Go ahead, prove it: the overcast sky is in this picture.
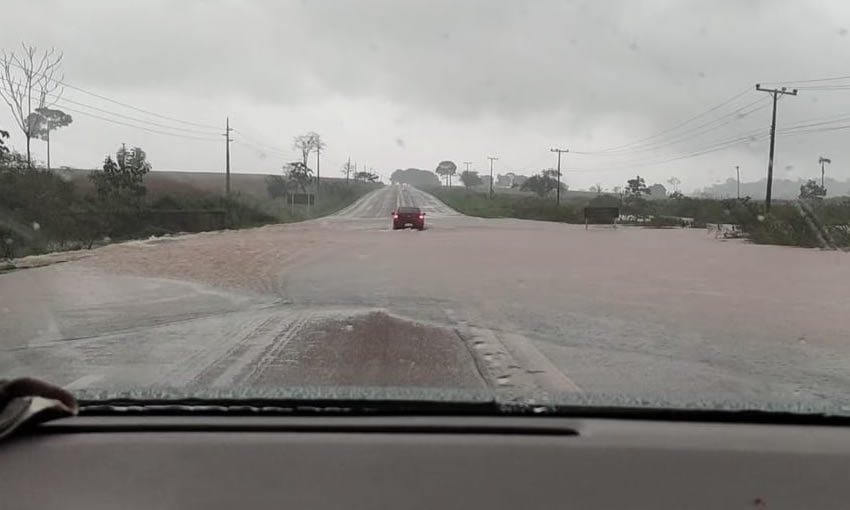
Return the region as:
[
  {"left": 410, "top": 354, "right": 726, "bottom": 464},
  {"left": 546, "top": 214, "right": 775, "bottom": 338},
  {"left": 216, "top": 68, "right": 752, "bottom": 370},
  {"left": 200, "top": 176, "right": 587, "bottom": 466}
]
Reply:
[{"left": 2, "top": 0, "right": 850, "bottom": 192}]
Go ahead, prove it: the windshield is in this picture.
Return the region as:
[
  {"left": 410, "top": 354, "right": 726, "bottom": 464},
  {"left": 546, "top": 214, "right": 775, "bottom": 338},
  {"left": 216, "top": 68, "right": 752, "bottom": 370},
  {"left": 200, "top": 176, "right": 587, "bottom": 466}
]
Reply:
[{"left": 1, "top": 1, "right": 849, "bottom": 415}]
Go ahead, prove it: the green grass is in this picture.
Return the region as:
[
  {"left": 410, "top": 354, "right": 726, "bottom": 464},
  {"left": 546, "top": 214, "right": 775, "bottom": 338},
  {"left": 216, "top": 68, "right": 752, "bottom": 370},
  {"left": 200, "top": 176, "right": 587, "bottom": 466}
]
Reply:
[{"left": 430, "top": 188, "right": 583, "bottom": 223}]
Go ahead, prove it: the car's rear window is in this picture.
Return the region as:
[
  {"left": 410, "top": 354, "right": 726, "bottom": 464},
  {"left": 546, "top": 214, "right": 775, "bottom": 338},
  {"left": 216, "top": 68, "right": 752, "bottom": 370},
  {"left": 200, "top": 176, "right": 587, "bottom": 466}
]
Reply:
[{"left": 398, "top": 207, "right": 421, "bottom": 214}]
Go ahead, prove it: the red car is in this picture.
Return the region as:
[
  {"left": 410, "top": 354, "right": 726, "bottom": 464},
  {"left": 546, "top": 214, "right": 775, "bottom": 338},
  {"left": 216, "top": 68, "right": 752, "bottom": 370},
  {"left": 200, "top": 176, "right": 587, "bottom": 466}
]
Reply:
[{"left": 392, "top": 206, "right": 425, "bottom": 230}]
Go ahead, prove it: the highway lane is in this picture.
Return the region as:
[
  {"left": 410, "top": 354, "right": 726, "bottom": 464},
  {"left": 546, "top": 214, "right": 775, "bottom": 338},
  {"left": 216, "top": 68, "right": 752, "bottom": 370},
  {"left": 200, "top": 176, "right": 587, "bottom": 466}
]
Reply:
[{"left": 2, "top": 184, "right": 850, "bottom": 408}]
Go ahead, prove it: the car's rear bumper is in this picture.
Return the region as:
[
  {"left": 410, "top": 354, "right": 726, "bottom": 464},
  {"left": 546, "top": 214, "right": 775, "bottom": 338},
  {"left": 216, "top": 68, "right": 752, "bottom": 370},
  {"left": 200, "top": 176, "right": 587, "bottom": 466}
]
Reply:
[{"left": 393, "top": 221, "right": 425, "bottom": 229}]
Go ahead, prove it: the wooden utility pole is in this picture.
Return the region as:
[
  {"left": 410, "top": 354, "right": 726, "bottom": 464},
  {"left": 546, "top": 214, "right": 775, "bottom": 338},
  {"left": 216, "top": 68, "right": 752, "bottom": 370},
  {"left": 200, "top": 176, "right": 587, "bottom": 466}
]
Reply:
[
  {"left": 819, "top": 156, "right": 831, "bottom": 189},
  {"left": 736, "top": 165, "right": 740, "bottom": 200},
  {"left": 223, "top": 117, "right": 233, "bottom": 228},
  {"left": 315, "top": 144, "right": 321, "bottom": 208},
  {"left": 224, "top": 117, "right": 232, "bottom": 198},
  {"left": 756, "top": 85, "right": 797, "bottom": 212},
  {"left": 550, "top": 148, "right": 568, "bottom": 205},
  {"left": 487, "top": 156, "right": 498, "bottom": 199},
  {"left": 346, "top": 156, "right": 351, "bottom": 184}
]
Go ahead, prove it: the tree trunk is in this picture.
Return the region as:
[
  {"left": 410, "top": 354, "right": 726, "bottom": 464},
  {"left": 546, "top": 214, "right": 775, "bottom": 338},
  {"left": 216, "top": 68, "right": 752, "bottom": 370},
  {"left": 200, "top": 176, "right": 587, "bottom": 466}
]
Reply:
[{"left": 26, "top": 135, "right": 32, "bottom": 169}]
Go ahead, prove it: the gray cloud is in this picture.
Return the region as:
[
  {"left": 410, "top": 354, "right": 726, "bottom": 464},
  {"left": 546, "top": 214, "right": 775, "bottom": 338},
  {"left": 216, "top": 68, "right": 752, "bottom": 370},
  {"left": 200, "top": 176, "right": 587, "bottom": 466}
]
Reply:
[{"left": 2, "top": 0, "right": 850, "bottom": 188}]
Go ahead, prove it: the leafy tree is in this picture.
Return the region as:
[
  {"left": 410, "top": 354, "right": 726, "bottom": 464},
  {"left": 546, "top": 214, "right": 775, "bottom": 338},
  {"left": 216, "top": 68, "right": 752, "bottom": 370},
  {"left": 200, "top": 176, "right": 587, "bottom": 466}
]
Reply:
[
  {"left": 285, "top": 161, "right": 313, "bottom": 194},
  {"left": 0, "top": 44, "right": 64, "bottom": 168},
  {"left": 799, "top": 179, "right": 827, "bottom": 200},
  {"left": 0, "top": 129, "right": 8, "bottom": 162},
  {"left": 625, "top": 175, "right": 650, "bottom": 197},
  {"left": 590, "top": 183, "right": 603, "bottom": 194},
  {"left": 459, "top": 170, "right": 483, "bottom": 188},
  {"left": 669, "top": 190, "right": 685, "bottom": 200},
  {"left": 354, "top": 171, "right": 380, "bottom": 183},
  {"left": 648, "top": 183, "right": 667, "bottom": 199},
  {"left": 90, "top": 146, "right": 151, "bottom": 203},
  {"left": 436, "top": 160, "right": 457, "bottom": 186},
  {"left": 521, "top": 170, "right": 563, "bottom": 197},
  {"left": 27, "top": 107, "right": 72, "bottom": 170},
  {"left": 390, "top": 168, "right": 440, "bottom": 187}
]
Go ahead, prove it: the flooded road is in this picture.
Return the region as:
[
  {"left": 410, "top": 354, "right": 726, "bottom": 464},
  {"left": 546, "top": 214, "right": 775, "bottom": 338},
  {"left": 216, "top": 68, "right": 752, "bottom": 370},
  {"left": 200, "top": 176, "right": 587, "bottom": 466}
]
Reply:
[{"left": 2, "top": 185, "right": 849, "bottom": 407}]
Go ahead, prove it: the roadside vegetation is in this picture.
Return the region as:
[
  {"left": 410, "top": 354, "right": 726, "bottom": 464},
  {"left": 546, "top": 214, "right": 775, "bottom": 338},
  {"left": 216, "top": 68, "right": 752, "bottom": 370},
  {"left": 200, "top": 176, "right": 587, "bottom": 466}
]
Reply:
[
  {"left": 431, "top": 178, "right": 850, "bottom": 250},
  {"left": 0, "top": 133, "right": 378, "bottom": 260}
]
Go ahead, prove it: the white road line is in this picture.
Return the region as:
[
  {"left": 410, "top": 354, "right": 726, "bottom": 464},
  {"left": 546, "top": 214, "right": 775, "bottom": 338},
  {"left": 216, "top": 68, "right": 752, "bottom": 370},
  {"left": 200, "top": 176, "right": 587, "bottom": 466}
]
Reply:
[{"left": 65, "top": 374, "right": 104, "bottom": 390}]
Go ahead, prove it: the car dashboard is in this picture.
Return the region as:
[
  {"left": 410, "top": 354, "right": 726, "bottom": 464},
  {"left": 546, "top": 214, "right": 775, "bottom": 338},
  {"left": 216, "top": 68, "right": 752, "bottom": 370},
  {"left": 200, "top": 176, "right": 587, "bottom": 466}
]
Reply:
[{"left": 2, "top": 414, "right": 849, "bottom": 510}]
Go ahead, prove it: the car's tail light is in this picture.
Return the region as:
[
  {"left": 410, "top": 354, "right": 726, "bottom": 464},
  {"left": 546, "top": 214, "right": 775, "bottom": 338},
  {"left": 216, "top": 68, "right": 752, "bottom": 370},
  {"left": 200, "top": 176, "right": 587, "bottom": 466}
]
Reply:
[
  {"left": 419, "top": 214, "right": 425, "bottom": 219},
  {"left": 392, "top": 214, "right": 398, "bottom": 219}
]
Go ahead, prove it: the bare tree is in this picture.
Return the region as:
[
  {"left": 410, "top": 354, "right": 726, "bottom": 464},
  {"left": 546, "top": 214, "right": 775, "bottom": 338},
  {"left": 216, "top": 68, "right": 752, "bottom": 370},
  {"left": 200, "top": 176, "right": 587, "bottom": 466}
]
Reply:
[
  {"left": 0, "top": 44, "right": 64, "bottom": 168},
  {"left": 292, "top": 132, "right": 324, "bottom": 167}
]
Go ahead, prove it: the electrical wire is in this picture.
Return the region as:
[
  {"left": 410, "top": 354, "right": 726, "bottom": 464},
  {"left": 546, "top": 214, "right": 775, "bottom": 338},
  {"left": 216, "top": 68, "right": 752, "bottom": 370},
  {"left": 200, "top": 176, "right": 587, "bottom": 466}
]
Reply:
[
  {"left": 6, "top": 58, "right": 221, "bottom": 131},
  {"left": 567, "top": 128, "right": 769, "bottom": 173},
  {"left": 55, "top": 103, "right": 220, "bottom": 141},
  {"left": 578, "top": 86, "right": 754, "bottom": 154},
  {"left": 51, "top": 94, "right": 220, "bottom": 136},
  {"left": 575, "top": 97, "right": 769, "bottom": 157}
]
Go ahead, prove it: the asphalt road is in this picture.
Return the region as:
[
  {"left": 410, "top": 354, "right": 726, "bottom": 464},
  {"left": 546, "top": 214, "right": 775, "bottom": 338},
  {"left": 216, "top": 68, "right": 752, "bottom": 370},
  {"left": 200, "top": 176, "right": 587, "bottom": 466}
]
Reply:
[{"left": 2, "top": 185, "right": 849, "bottom": 408}]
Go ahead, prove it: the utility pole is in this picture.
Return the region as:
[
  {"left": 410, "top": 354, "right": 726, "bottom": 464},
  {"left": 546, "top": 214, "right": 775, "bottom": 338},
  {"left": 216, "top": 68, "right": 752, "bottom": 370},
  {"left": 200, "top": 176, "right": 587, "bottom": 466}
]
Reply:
[
  {"left": 736, "top": 165, "right": 740, "bottom": 200},
  {"left": 487, "top": 156, "right": 498, "bottom": 199},
  {"left": 223, "top": 117, "right": 233, "bottom": 228},
  {"left": 819, "top": 156, "right": 831, "bottom": 189},
  {"left": 223, "top": 117, "right": 232, "bottom": 198},
  {"left": 463, "top": 161, "right": 472, "bottom": 172},
  {"left": 550, "top": 148, "right": 568, "bottom": 205},
  {"left": 315, "top": 144, "right": 321, "bottom": 208},
  {"left": 346, "top": 156, "right": 351, "bottom": 184},
  {"left": 756, "top": 84, "right": 797, "bottom": 212}
]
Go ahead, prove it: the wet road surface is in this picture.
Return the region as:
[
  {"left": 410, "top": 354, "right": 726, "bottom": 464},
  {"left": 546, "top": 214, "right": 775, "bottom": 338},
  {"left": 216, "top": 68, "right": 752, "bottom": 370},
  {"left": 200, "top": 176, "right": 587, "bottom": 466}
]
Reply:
[{"left": 2, "top": 184, "right": 850, "bottom": 407}]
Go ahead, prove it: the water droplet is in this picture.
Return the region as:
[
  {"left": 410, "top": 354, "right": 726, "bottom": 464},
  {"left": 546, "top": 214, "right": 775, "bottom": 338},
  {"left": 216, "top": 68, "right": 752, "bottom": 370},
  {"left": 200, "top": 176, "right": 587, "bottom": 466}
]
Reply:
[
  {"left": 395, "top": 138, "right": 405, "bottom": 147},
  {"left": 344, "top": 324, "right": 353, "bottom": 332},
  {"left": 496, "top": 375, "right": 511, "bottom": 386},
  {"left": 32, "top": 222, "right": 40, "bottom": 231},
  {"left": 840, "top": 27, "right": 848, "bottom": 37}
]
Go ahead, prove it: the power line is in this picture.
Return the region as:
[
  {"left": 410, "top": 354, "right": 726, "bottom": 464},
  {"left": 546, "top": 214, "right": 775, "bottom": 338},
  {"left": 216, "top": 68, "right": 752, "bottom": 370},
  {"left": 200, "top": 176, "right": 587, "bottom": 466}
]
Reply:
[
  {"left": 575, "top": 96, "right": 768, "bottom": 157},
  {"left": 6, "top": 58, "right": 220, "bottom": 130},
  {"left": 54, "top": 103, "right": 220, "bottom": 141},
  {"left": 231, "top": 128, "right": 297, "bottom": 158},
  {"left": 580, "top": 86, "right": 754, "bottom": 154},
  {"left": 51, "top": 94, "right": 219, "bottom": 136},
  {"left": 567, "top": 129, "right": 770, "bottom": 173},
  {"left": 758, "top": 74, "right": 850, "bottom": 86}
]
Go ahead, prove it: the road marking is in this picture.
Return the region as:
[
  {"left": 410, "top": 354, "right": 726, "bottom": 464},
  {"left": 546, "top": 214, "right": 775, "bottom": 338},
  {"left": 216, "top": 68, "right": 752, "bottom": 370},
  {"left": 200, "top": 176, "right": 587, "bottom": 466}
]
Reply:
[{"left": 65, "top": 374, "right": 104, "bottom": 390}]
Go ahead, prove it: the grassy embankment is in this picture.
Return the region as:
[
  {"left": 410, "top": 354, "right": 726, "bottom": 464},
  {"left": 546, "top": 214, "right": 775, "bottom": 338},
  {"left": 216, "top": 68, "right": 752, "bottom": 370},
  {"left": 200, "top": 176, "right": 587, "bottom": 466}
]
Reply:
[
  {"left": 430, "top": 187, "right": 850, "bottom": 249},
  {"left": 1, "top": 168, "right": 379, "bottom": 260}
]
